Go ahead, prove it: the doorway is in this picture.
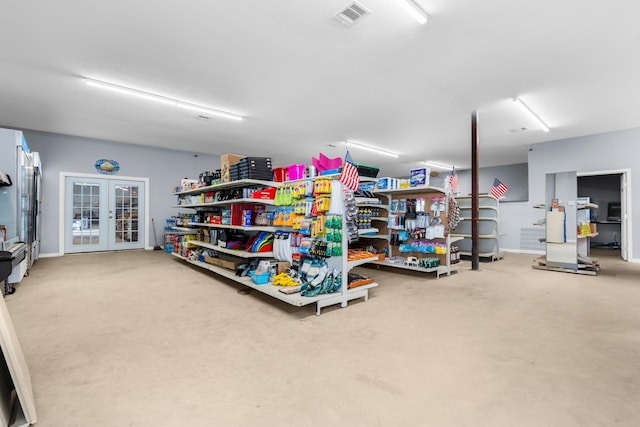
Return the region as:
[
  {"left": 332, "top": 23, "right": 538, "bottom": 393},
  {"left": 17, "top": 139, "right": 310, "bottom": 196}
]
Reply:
[
  {"left": 577, "top": 170, "right": 631, "bottom": 261},
  {"left": 60, "top": 173, "right": 149, "bottom": 254}
]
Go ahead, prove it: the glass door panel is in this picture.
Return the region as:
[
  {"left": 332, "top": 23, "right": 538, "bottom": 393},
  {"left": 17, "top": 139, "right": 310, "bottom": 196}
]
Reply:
[
  {"left": 65, "top": 177, "right": 108, "bottom": 253},
  {"left": 110, "top": 181, "right": 144, "bottom": 250}
]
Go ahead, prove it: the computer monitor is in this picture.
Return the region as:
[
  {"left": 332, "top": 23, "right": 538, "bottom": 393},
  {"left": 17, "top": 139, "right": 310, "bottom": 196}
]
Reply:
[{"left": 607, "top": 202, "right": 621, "bottom": 222}]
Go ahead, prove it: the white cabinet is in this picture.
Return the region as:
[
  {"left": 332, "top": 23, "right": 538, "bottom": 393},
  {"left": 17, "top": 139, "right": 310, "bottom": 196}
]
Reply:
[{"left": 451, "top": 195, "right": 503, "bottom": 261}]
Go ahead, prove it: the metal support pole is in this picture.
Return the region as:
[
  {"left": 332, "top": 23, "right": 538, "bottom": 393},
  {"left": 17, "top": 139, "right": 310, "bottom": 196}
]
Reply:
[{"left": 471, "top": 111, "right": 480, "bottom": 270}]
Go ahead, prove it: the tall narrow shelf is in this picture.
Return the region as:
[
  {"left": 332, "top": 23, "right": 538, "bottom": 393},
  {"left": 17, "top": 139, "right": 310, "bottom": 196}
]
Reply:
[
  {"left": 451, "top": 195, "right": 503, "bottom": 261},
  {"left": 170, "top": 177, "right": 377, "bottom": 314},
  {"left": 368, "top": 186, "right": 459, "bottom": 278},
  {"left": 532, "top": 171, "right": 600, "bottom": 275}
]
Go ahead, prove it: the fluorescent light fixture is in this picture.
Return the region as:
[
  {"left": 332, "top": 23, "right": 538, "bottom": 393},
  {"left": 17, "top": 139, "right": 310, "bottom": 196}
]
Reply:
[
  {"left": 424, "top": 161, "right": 453, "bottom": 170},
  {"left": 513, "top": 97, "right": 549, "bottom": 132},
  {"left": 85, "top": 78, "right": 243, "bottom": 121},
  {"left": 176, "top": 102, "right": 243, "bottom": 121},
  {"left": 345, "top": 140, "right": 399, "bottom": 158},
  {"left": 398, "top": 0, "right": 428, "bottom": 24}
]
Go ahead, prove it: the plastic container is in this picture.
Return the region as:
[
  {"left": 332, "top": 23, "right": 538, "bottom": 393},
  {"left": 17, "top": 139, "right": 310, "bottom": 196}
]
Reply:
[
  {"left": 273, "top": 167, "right": 288, "bottom": 182},
  {"left": 287, "top": 164, "right": 306, "bottom": 180},
  {"left": 250, "top": 271, "right": 270, "bottom": 285}
]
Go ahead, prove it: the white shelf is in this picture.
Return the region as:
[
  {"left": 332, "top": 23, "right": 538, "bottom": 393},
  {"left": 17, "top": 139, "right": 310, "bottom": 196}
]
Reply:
[
  {"left": 173, "top": 179, "right": 280, "bottom": 196},
  {"left": 459, "top": 251, "right": 504, "bottom": 261},
  {"left": 172, "top": 253, "right": 378, "bottom": 308},
  {"left": 173, "top": 198, "right": 276, "bottom": 208},
  {"left": 458, "top": 206, "right": 498, "bottom": 212},
  {"left": 450, "top": 233, "right": 498, "bottom": 239},
  {"left": 348, "top": 255, "right": 379, "bottom": 270},
  {"left": 449, "top": 236, "right": 464, "bottom": 244},
  {"left": 191, "top": 222, "right": 283, "bottom": 232},
  {"left": 370, "top": 260, "right": 458, "bottom": 278},
  {"left": 356, "top": 203, "right": 389, "bottom": 210},
  {"left": 358, "top": 233, "right": 389, "bottom": 240},
  {"left": 172, "top": 226, "right": 199, "bottom": 232},
  {"left": 374, "top": 186, "right": 446, "bottom": 195},
  {"left": 357, "top": 228, "right": 379, "bottom": 234},
  {"left": 191, "top": 240, "right": 274, "bottom": 258},
  {"left": 371, "top": 216, "right": 388, "bottom": 221},
  {"left": 458, "top": 217, "right": 498, "bottom": 221}
]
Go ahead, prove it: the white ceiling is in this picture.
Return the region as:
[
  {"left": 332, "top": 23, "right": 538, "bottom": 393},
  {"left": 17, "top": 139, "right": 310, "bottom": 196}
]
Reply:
[{"left": 2, "top": 0, "right": 640, "bottom": 177}]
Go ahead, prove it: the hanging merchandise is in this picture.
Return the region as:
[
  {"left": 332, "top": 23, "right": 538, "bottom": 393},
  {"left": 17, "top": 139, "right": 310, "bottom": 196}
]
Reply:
[
  {"left": 446, "top": 196, "right": 461, "bottom": 236},
  {"left": 273, "top": 231, "right": 293, "bottom": 263},
  {"left": 343, "top": 191, "right": 359, "bottom": 243},
  {"left": 328, "top": 180, "right": 345, "bottom": 215}
]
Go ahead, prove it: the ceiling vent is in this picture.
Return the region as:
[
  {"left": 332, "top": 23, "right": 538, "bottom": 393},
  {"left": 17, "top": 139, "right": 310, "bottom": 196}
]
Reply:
[{"left": 333, "top": 1, "right": 371, "bottom": 27}]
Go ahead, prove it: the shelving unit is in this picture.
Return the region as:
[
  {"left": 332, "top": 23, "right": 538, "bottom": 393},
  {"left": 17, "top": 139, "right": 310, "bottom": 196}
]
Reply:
[
  {"left": 532, "top": 171, "right": 600, "bottom": 275},
  {"left": 451, "top": 195, "right": 503, "bottom": 261},
  {"left": 368, "top": 186, "right": 459, "bottom": 278},
  {"left": 170, "top": 177, "right": 377, "bottom": 314}
]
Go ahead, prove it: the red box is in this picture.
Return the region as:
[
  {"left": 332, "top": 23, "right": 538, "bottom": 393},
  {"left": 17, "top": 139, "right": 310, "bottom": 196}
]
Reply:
[
  {"left": 209, "top": 216, "right": 222, "bottom": 225},
  {"left": 252, "top": 188, "right": 277, "bottom": 200},
  {"left": 231, "top": 204, "right": 266, "bottom": 226}
]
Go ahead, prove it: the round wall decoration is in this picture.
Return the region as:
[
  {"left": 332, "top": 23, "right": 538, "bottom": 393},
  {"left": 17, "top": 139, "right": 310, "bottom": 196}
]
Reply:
[{"left": 95, "top": 159, "right": 120, "bottom": 175}]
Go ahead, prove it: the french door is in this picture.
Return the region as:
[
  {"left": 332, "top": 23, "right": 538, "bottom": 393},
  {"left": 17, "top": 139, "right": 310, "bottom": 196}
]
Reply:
[{"left": 64, "top": 177, "right": 146, "bottom": 253}]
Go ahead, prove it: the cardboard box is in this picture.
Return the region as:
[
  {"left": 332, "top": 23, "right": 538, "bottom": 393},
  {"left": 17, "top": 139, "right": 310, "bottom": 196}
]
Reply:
[
  {"left": 274, "top": 261, "right": 291, "bottom": 274},
  {"left": 204, "top": 255, "right": 243, "bottom": 271},
  {"left": 410, "top": 167, "right": 430, "bottom": 187},
  {"left": 180, "top": 178, "right": 199, "bottom": 191},
  {"left": 221, "top": 153, "right": 245, "bottom": 183},
  {"left": 590, "top": 223, "right": 597, "bottom": 234}
]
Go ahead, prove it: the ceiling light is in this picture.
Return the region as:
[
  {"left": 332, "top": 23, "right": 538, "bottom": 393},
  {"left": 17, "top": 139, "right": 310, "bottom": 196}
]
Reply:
[
  {"left": 398, "top": 0, "right": 428, "bottom": 24},
  {"left": 424, "top": 161, "right": 453, "bottom": 170},
  {"left": 85, "top": 78, "right": 243, "bottom": 121},
  {"left": 176, "top": 102, "right": 242, "bottom": 121},
  {"left": 345, "top": 140, "right": 399, "bottom": 158},
  {"left": 513, "top": 97, "right": 549, "bottom": 132}
]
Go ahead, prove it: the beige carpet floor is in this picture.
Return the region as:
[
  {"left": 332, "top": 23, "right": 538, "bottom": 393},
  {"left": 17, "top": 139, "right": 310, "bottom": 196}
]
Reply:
[{"left": 5, "top": 249, "right": 640, "bottom": 427}]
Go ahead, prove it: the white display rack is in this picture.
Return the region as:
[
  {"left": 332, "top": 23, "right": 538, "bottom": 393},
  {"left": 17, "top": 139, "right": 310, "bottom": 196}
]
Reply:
[
  {"left": 365, "top": 186, "right": 459, "bottom": 278},
  {"left": 191, "top": 240, "right": 274, "bottom": 258},
  {"left": 370, "top": 260, "right": 453, "bottom": 278},
  {"left": 451, "top": 195, "right": 503, "bottom": 262},
  {"left": 190, "top": 222, "right": 282, "bottom": 233},
  {"left": 173, "top": 179, "right": 280, "bottom": 196},
  {"left": 173, "top": 198, "right": 277, "bottom": 208},
  {"left": 171, "top": 177, "right": 378, "bottom": 314}
]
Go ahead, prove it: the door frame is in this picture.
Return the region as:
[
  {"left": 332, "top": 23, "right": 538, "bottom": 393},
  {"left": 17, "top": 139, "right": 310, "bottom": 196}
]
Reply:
[
  {"left": 58, "top": 172, "right": 150, "bottom": 255},
  {"left": 577, "top": 168, "right": 632, "bottom": 262}
]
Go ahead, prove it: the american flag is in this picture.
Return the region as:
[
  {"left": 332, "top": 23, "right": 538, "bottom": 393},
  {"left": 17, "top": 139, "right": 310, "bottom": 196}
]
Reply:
[
  {"left": 339, "top": 150, "right": 360, "bottom": 191},
  {"left": 449, "top": 166, "right": 459, "bottom": 193},
  {"left": 491, "top": 178, "right": 509, "bottom": 199}
]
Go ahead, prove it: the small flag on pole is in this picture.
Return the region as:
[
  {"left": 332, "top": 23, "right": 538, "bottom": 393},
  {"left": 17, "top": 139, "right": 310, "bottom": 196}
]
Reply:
[
  {"left": 449, "top": 166, "right": 459, "bottom": 193},
  {"left": 339, "top": 150, "right": 360, "bottom": 191},
  {"left": 491, "top": 178, "right": 509, "bottom": 199}
]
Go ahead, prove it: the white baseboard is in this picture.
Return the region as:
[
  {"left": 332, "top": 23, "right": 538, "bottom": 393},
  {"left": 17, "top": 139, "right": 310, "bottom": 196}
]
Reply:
[
  {"left": 501, "top": 248, "right": 545, "bottom": 255},
  {"left": 39, "top": 252, "right": 61, "bottom": 258}
]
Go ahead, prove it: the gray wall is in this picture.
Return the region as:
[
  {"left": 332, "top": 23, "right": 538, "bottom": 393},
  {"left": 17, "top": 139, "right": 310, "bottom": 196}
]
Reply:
[
  {"left": 526, "top": 128, "right": 639, "bottom": 261},
  {"left": 457, "top": 163, "right": 528, "bottom": 202},
  {"left": 23, "top": 130, "right": 219, "bottom": 255}
]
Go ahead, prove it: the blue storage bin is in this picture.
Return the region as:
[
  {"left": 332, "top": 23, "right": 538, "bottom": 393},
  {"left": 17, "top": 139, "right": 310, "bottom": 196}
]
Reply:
[{"left": 250, "top": 271, "right": 270, "bottom": 285}]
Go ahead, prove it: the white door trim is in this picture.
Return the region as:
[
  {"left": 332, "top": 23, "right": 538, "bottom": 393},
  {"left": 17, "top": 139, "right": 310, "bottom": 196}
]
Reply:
[
  {"left": 58, "top": 172, "right": 151, "bottom": 255},
  {"left": 577, "top": 168, "right": 632, "bottom": 262}
]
